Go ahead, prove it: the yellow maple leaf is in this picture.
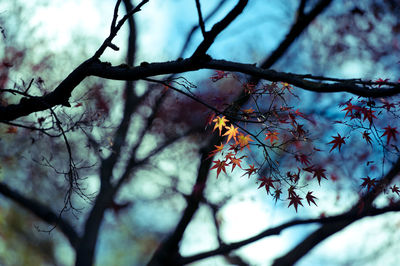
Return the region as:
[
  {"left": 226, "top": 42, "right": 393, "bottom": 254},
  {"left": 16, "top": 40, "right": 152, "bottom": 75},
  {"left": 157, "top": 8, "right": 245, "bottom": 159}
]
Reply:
[
  {"left": 212, "top": 116, "right": 229, "bottom": 136},
  {"left": 223, "top": 124, "right": 238, "bottom": 143}
]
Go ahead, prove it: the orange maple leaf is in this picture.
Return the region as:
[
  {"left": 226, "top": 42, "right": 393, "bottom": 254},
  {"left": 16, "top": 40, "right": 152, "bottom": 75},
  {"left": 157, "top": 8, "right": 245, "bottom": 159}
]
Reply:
[
  {"left": 265, "top": 131, "right": 279, "bottom": 144},
  {"left": 6, "top": 126, "right": 18, "bottom": 134},
  {"left": 223, "top": 124, "right": 239, "bottom": 143},
  {"left": 237, "top": 133, "right": 254, "bottom": 151},
  {"left": 207, "top": 143, "right": 224, "bottom": 159},
  {"left": 212, "top": 116, "right": 229, "bottom": 136}
]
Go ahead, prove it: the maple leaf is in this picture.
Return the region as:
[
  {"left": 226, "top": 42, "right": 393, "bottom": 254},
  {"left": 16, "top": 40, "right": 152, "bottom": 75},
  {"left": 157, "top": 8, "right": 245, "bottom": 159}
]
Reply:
[
  {"left": 287, "top": 185, "right": 297, "bottom": 198},
  {"left": 281, "top": 82, "right": 293, "bottom": 91},
  {"left": 313, "top": 166, "right": 327, "bottom": 185},
  {"left": 265, "top": 131, "right": 279, "bottom": 144},
  {"left": 390, "top": 185, "right": 400, "bottom": 196},
  {"left": 242, "top": 108, "right": 255, "bottom": 114},
  {"left": 295, "top": 124, "right": 306, "bottom": 136},
  {"left": 295, "top": 154, "right": 311, "bottom": 165},
  {"left": 342, "top": 102, "right": 357, "bottom": 118},
  {"left": 206, "top": 112, "right": 216, "bottom": 128},
  {"left": 303, "top": 165, "right": 315, "bottom": 173},
  {"left": 6, "top": 126, "right": 18, "bottom": 134},
  {"left": 381, "top": 126, "right": 398, "bottom": 145},
  {"left": 212, "top": 116, "right": 229, "bottom": 136},
  {"left": 362, "top": 131, "right": 372, "bottom": 145},
  {"left": 210, "top": 160, "right": 228, "bottom": 178},
  {"left": 360, "top": 176, "right": 376, "bottom": 191},
  {"left": 210, "top": 70, "right": 228, "bottom": 82},
  {"left": 207, "top": 143, "right": 224, "bottom": 159},
  {"left": 305, "top": 191, "right": 318, "bottom": 206},
  {"left": 287, "top": 167, "right": 301, "bottom": 183},
  {"left": 287, "top": 194, "right": 303, "bottom": 212},
  {"left": 244, "top": 82, "right": 256, "bottom": 94},
  {"left": 227, "top": 155, "right": 245, "bottom": 171},
  {"left": 328, "top": 133, "right": 346, "bottom": 152},
  {"left": 381, "top": 100, "right": 395, "bottom": 112},
  {"left": 273, "top": 188, "right": 282, "bottom": 203},
  {"left": 237, "top": 133, "right": 254, "bottom": 151},
  {"left": 359, "top": 107, "right": 376, "bottom": 124},
  {"left": 242, "top": 164, "right": 257, "bottom": 178},
  {"left": 294, "top": 109, "right": 306, "bottom": 119},
  {"left": 257, "top": 176, "right": 276, "bottom": 195},
  {"left": 223, "top": 124, "right": 239, "bottom": 143},
  {"left": 375, "top": 78, "right": 389, "bottom": 87}
]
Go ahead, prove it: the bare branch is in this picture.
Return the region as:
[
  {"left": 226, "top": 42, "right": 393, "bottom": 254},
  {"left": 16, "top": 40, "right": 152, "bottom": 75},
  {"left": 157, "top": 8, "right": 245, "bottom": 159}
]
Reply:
[
  {"left": 181, "top": 203, "right": 400, "bottom": 264},
  {"left": 260, "top": 0, "right": 332, "bottom": 69},
  {"left": 178, "top": 0, "right": 228, "bottom": 58},
  {"left": 194, "top": 0, "right": 206, "bottom": 37},
  {"left": 88, "top": 58, "right": 400, "bottom": 98},
  {"left": 92, "top": 0, "right": 149, "bottom": 59},
  {"left": 272, "top": 156, "right": 400, "bottom": 265},
  {"left": 0, "top": 182, "right": 80, "bottom": 250},
  {"left": 191, "top": 0, "right": 248, "bottom": 58}
]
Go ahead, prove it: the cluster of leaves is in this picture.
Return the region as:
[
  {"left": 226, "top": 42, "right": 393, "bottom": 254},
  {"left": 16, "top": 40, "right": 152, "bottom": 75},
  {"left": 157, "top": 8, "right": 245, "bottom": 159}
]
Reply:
[
  {"left": 206, "top": 72, "right": 400, "bottom": 212},
  {"left": 206, "top": 71, "right": 329, "bottom": 212}
]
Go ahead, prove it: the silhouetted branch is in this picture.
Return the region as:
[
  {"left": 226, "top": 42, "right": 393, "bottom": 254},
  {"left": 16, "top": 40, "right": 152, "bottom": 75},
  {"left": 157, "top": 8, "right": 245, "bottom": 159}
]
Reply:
[
  {"left": 272, "top": 156, "right": 400, "bottom": 265},
  {"left": 0, "top": 182, "right": 79, "bottom": 250},
  {"left": 181, "top": 203, "right": 400, "bottom": 264},
  {"left": 194, "top": 0, "right": 206, "bottom": 37},
  {"left": 178, "top": 0, "right": 228, "bottom": 58},
  {"left": 191, "top": 0, "right": 248, "bottom": 58},
  {"left": 260, "top": 0, "right": 332, "bottom": 69}
]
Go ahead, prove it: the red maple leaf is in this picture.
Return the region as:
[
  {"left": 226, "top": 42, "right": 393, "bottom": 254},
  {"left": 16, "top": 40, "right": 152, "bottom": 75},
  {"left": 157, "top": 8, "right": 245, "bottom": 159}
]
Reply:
[
  {"left": 287, "top": 185, "right": 297, "bottom": 198},
  {"left": 381, "top": 100, "right": 395, "bottom": 112},
  {"left": 288, "top": 194, "right": 303, "bottom": 212},
  {"left": 381, "top": 126, "right": 398, "bottom": 145},
  {"left": 257, "top": 176, "right": 276, "bottom": 195},
  {"left": 295, "top": 154, "right": 311, "bottom": 165},
  {"left": 273, "top": 188, "right": 282, "bottom": 203},
  {"left": 305, "top": 191, "right": 318, "bottom": 206},
  {"left": 228, "top": 155, "right": 245, "bottom": 172},
  {"left": 210, "top": 70, "right": 228, "bottom": 82},
  {"left": 328, "top": 133, "right": 346, "bottom": 152},
  {"left": 242, "top": 164, "right": 257, "bottom": 178},
  {"left": 375, "top": 78, "right": 389, "bottom": 87},
  {"left": 342, "top": 102, "right": 357, "bottom": 118},
  {"left": 210, "top": 160, "right": 228, "bottom": 178},
  {"left": 359, "top": 107, "right": 376, "bottom": 124},
  {"left": 390, "top": 185, "right": 400, "bottom": 196},
  {"left": 360, "top": 176, "right": 376, "bottom": 191},
  {"left": 362, "top": 131, "right": 372, "bottom": 145},
  {"left": 313, "top": 167, "right": 327, "bottom": 185}
]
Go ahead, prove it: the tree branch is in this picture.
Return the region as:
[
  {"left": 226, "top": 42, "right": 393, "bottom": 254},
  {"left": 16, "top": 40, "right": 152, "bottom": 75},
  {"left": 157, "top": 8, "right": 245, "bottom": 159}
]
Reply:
[
  {"left": 0, "top": 182, "right": 80, "bottom": 250},
  {"left": 194, "top": 0, "right": 206, "bottom": 37},
  {"left": 180, "top": 203, "right": 400, "bottom": 264},
  {"left": 88, "top": 59, "right": 400, "bottom": 97},
  {"left": 272, "top": 156, "right": 400, "bottom": 265},
  {"left": 191, "top": 0, "right": 248, "bottom": 58},
  {"left": 2, "top": 57, "right": 398, "bottom": 123},
  {"left": 260, "top": 0, "right": 332, "bottom": 69}
]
